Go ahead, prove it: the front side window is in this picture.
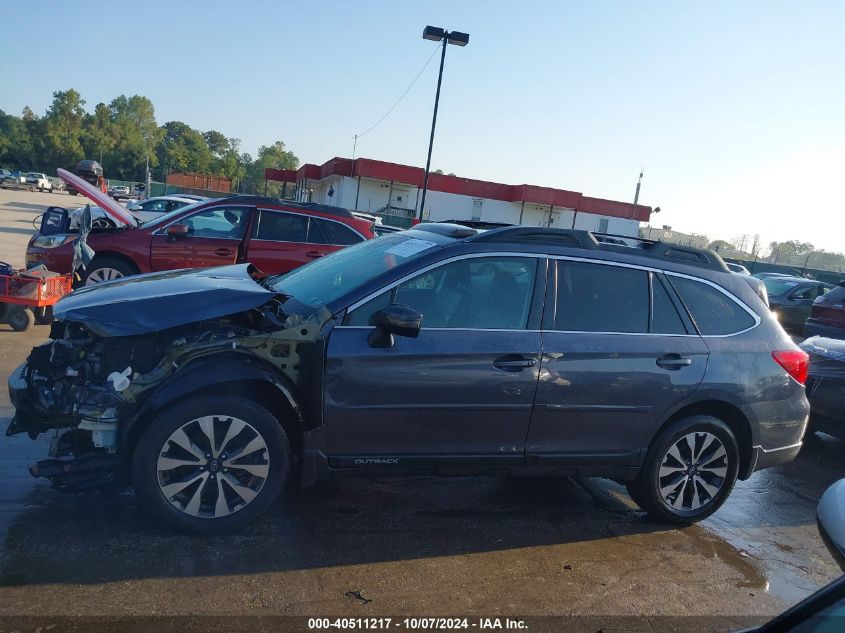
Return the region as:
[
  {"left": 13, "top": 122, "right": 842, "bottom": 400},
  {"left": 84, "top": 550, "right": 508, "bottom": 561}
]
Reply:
[
  {"left": 346, "top": 257, "right": 538, "bottom": 329},
  {"left": 254, "top": 209, "right": 308, "bottom": 242},
  {"left": 670, "top": 276, "right": 756, "bottom": 335},
  {"left": 183, "top": 207, "right": 248, "bottom": 239},
  {"left": 141, "top": 199, "right": 170, "bottom": 212},
  {"left": 790, "top": 285, "right": 818, "bottom": 301},
  {"left": 553, "top": 261, "right": 649, "bottom": 333}
]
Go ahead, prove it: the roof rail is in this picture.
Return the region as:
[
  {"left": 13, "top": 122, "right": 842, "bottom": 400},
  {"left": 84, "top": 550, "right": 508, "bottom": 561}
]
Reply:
[
  {"left": 414, "top": 222, "right": 478, "bottom": 238},
  {"left": 217, "top": 196, "right": 354, "bottom": 218},
  {"left": 469, "top": 226, "right": 728, "bottom": 272}
]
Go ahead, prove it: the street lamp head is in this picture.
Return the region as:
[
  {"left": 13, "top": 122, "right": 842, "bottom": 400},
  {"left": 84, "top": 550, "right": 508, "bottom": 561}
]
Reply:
[
  {"left": 447, "top": 31, "right": 470, "bottom": 46},
  {"left": 423, "top": 26, "right": 446, "bottom": 42},
  {"left": 422, "top": 26, "right": 470, "bottom": 46}
]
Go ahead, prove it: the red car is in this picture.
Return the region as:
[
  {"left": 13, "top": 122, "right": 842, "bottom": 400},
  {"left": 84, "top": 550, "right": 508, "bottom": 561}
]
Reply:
[
  {"left": 805, "top": 281, "right": 845, "bottom": 339},
  {"left": 26, "top": 196, "right": 376, "bottom": 285}
]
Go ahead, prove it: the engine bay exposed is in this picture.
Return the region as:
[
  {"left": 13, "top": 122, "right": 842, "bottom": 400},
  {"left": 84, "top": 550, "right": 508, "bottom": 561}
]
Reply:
[{"left": 8, "top": 297, "right": 325, "bottom": 490}]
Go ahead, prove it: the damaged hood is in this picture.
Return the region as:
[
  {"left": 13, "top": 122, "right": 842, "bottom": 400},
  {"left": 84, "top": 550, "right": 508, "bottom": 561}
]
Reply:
[{"left": 54, "top": 265, "right": 278, "bottom": 337}]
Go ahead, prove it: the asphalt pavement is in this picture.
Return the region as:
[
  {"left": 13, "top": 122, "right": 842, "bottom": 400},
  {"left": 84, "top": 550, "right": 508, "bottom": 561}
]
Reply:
[{"left": 0, "top": 189, "right": 842, "bottom": 624}]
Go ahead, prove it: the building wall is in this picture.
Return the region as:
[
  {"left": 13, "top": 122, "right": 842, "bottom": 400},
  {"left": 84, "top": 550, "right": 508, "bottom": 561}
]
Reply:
[{"left": 299, "top": 174, "right": 641, "bottom": 237}]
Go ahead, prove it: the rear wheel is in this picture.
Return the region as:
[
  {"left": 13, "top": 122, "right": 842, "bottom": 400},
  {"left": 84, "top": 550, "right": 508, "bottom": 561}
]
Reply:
[
  {"left": 82, "top": 256, "right": 138, "bottom": 286},
  {"left": 131, "top": 395, "right": 290, "bottom": 533},
  {"left": 627, "top": 415, "right": 739, "bottom": 523}
]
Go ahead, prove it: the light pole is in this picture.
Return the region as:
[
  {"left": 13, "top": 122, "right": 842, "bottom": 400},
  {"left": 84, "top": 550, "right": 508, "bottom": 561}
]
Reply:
[{"left": 418, "top": 26, "right": 469, "bottom": 221}]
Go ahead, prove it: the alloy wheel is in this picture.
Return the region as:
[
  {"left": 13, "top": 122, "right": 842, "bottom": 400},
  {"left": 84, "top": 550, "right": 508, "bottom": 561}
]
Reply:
[
  {"left": 85, "top": 267, "right": 124, "bottom": 285},
  {"left": 156, "top": 415, "right": 270, "bottom": 519},
  {"left": 658, "top": 431, "right": 728, "bottom": 512}
]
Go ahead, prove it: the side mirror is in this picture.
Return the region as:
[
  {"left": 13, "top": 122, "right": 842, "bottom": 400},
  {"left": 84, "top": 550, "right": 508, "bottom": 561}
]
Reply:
[
  {"left": 166, "top": 224, "right": 189, "bottom": 241},
  {"left": 367, "top": 304, "right": 422, "bottom": 348},
  {"left": 818, "top": 479, "right": 845, "bottom": 572}
]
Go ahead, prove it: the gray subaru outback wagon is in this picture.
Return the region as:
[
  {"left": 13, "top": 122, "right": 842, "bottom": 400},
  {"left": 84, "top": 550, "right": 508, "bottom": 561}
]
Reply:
[{"left": 8, "top": 218, "right": 810, "bottom": 533}]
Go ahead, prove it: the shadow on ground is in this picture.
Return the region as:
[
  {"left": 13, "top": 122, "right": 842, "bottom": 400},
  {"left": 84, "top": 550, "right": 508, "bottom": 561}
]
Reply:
[{"left": 0, "top": 430, "right": 842, "bottom": 590}]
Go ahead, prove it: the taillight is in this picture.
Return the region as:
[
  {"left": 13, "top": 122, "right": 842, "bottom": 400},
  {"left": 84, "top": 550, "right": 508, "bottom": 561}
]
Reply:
[{"left": 772, "top": 350, "right": 809, "bottom": 385}]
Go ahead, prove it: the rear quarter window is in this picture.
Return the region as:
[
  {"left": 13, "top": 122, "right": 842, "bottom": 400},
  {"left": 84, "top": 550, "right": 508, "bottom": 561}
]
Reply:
[
  {"left": 670, "top": 276, "right": 756, "bottom": 335},
  {"left": 316, "top": 218, "right": 363, "bottom": 245},
  {"left": 821, "top": 285, "right": 845, "bottom": 303}
]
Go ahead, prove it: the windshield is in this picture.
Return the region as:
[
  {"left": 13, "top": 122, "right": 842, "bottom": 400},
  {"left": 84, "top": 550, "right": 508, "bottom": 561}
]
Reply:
[
  {"left": 269, "top": 233, "right": 443, "bottom": 309},
  {"left": 764, "top": 278, "right": 803, "bottom": 296},
  {"left": 140, "top": 200, "right": 207, "bottom": 228}
]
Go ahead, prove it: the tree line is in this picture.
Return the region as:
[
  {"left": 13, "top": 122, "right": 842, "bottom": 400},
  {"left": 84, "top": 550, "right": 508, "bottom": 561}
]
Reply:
[
  {"left": 709, "top": 238, "right": 845, "bottom": 273},
  {"left": 0, "top": 89, "right": 298, "bottom": 195}
]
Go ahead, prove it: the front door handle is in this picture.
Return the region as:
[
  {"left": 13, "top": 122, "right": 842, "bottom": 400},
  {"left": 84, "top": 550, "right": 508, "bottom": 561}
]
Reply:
[
  {"left": 493, "top": 355, "right": 537, "bottom": 372},
  {"left": 656, "top": 354, "right": 692, "bottom": 369},
  {"left": 306, "top": 250, "right": 325, "bottom": 259},
  {"left": 214, "top": 248, "right": 233, "bottom": 256}
]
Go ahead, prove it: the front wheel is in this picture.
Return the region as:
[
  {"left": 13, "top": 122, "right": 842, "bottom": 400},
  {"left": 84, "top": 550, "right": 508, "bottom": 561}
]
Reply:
[
  {"left": 82, "top": 256, "right": 138, "bottom": 285},
  {"left": 131, "top": 395, "right": 290, "bottom": 533},
  {"left": 626, "top": 415, "right": 739, "bottom": 523}
]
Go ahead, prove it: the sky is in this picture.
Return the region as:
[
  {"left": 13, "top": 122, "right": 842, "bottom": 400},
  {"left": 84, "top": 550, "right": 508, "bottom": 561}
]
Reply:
[{"left": 1, "top": 1, "right": 843, "bottom": 252}]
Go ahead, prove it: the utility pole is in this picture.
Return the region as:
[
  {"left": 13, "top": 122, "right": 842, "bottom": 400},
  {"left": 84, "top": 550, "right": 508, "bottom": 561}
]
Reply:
[{"left": 633, "top": 168, "right": 644, "bottom": 206}]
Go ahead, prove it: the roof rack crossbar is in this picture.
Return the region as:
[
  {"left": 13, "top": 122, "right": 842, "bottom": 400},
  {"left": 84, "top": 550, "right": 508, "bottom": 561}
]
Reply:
[{"left": 465, "top": 226, "right": 727, "bottom": 272}]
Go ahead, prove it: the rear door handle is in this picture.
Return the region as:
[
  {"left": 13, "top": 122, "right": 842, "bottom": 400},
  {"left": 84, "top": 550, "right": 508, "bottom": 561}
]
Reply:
[
  {"left": 656, "top": 354, "right": 692, "bottom": 369},
  {"left": 214, "top": 248, "right": 233, "bottom": 256},
  {"left": 306, "top": 250, "right": 325, "bottom": 259},
  {"left": 493, "top": 356, "right": 537, "bottom": 372}
]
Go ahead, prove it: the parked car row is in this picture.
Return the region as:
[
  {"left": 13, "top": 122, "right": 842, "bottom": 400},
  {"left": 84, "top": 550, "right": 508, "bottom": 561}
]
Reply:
[{"left": 1, "top": 170, "right": 54, "bottom": 191}]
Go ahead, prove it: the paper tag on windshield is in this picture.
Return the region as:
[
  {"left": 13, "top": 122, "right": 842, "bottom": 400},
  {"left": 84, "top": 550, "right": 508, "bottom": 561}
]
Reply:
[{"left": 385, "top": 239, "right": 438, "bottom": 258}]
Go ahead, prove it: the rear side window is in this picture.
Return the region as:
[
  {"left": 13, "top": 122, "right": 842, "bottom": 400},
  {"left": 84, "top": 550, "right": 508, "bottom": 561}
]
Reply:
[
  {"left": 255, "top": 210, "right": 307, "bottom": 242},
  {"left": 315, "top": 218, "right": 363, "bottom": 245},
  {"left": 554, "top": 261, "right": 649, "bottom": 333},
  {"left": 670, "top": 276, "right": 756, "bottom": 335}
]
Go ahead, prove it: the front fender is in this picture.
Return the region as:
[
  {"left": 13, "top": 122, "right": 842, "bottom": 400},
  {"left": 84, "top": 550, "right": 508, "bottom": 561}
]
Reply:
[{"left": 119, "top": 353, "right": 306, "bottom": 453}]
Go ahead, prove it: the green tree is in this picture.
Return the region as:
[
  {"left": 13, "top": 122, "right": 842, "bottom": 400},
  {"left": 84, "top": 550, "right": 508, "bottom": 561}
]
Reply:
[
  {"left": 769, "top": 240, "right": 814, "bottom": 263},
  {"left": 203, "top": 130, "right": 230, "bottom": 159},
  {"left": 42, "top": 89, "right": 86, "bottom": 169},
  {"left": 0, "top": 109, "right": 36, "bottom": 169},
  {"left": 106, "top": 95, "right": 162, "bottom": 179},
  {"left": 708, "top": 240, "right": 734, "bottom": 252},
  {"left": 157, "top": 121, "right": 213, "bottom": 178},
  {"left": 242, "top": 141, "right": 299, "bottom": 195},
  {"left": 81, "top": 103, "right": 115, "bottom": 166}
]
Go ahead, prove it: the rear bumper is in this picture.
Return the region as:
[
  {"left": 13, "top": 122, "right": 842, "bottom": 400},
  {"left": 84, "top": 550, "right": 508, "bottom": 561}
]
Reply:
[{"left": 749, "top": 441, "right": 803, "bottom": 473}]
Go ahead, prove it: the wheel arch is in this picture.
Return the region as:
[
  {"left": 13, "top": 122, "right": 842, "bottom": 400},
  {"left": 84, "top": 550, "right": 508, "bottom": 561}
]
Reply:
[
  {"left": 655, "top": 399, "right": 755, "bottom": 480},
  {"left": 86, "top": 251, "right": 141, "bottom": 275},
  {"left": 120, "top": 355, "right": 308, "bottom": 466}
]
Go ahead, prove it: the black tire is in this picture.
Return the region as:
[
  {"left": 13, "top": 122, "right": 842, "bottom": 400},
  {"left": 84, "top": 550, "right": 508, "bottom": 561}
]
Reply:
[
  {"left": 34, "top": 306, "right": 53, "bottom": 325},
  {"left": 81, "top": 256, "right": 139, "bottom": 285},
  {"left": 9, "top": 308, "right": 35, "bottom": 332},
  {"left": 626, "top": 415, "right": 739, "bottom": 524},
  {"left": 131, "top": 395, "right": 290, "bottom": 534}
]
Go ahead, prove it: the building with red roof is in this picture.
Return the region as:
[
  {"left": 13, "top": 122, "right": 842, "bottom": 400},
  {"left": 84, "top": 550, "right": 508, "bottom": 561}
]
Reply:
[{"left": 265, "top": 157, "right": 651, "bottom": 235}]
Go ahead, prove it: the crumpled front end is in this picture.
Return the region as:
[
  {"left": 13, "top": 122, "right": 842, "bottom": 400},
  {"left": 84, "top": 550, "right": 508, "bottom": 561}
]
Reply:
[
  {"left": 7, "top": 297, "right": 326, "bottom": 491},
  {"left": 7, "top": 320, "right": 150, "bottom": 488}
]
